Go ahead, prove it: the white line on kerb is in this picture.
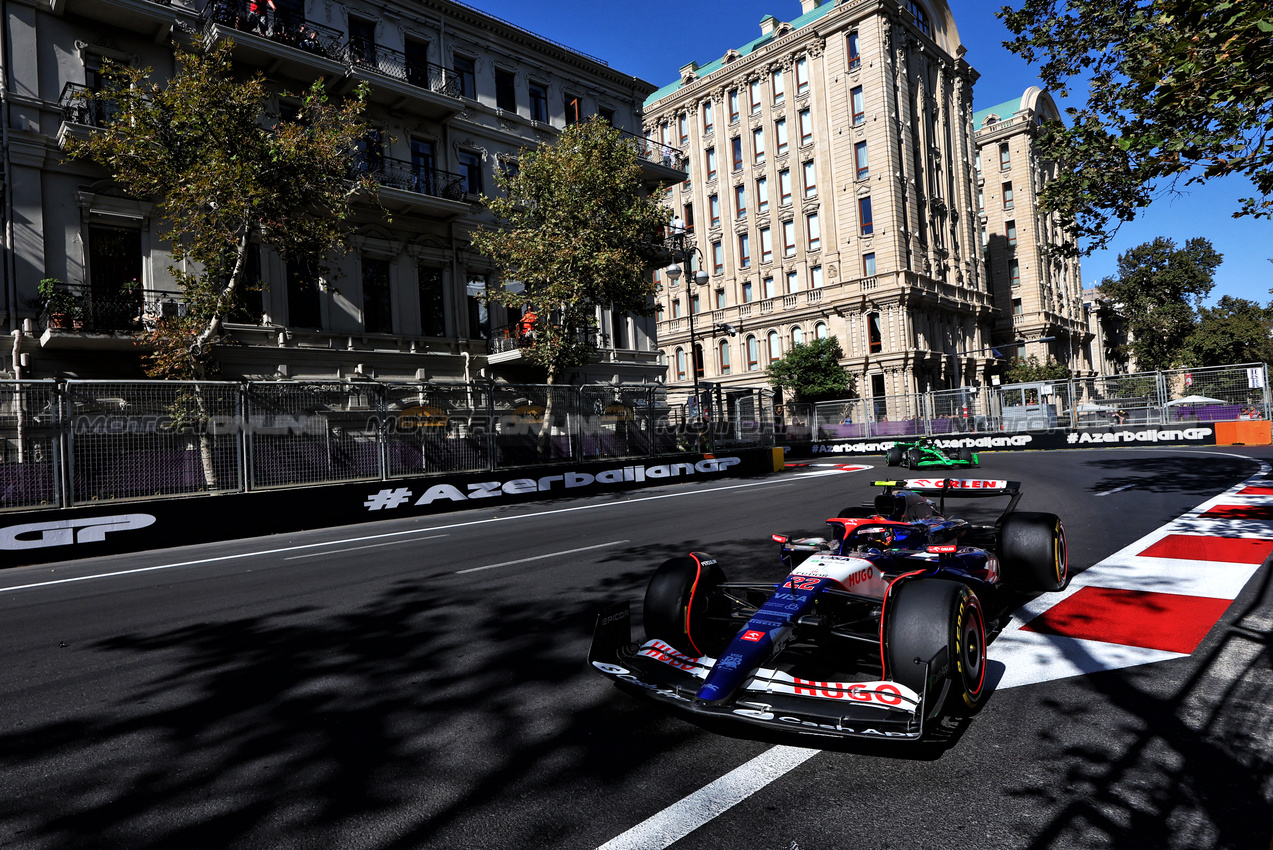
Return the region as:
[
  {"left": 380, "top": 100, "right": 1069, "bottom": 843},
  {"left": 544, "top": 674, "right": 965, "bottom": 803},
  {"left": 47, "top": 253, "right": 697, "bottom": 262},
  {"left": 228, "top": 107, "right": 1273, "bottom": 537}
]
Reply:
[
  {"left": 595, "top": 745, "right": 819, "bottom": 850},
  {"left": 456, "top": 540, "right": 628, "bottom": 574}
]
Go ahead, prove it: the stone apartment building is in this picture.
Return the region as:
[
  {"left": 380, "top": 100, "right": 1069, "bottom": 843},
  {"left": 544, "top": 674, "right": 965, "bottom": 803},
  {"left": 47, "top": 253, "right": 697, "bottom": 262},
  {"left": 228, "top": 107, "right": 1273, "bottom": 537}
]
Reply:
[
  {"left": 972, "top": 86, "right": 1090, "bottom": 375},
  {"left": 1, "top": 0, "right": 682, "bottom": 384},
  {"left": 646, "top": 0, "right": 1092, "bottom": 410}
]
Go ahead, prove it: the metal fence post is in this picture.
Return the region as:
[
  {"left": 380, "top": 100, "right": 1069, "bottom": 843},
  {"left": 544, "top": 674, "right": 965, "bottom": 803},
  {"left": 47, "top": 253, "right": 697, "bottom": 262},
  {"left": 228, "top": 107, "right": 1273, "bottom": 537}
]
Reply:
[
  {"left": 237, "top": 383, "right": 249, "bottom": 492},
  {"left": 58, "top": 381, "right": 73, "bottom": 508},
  {"left": 485, "top": 383, "right": 496, "bottom": 472}
]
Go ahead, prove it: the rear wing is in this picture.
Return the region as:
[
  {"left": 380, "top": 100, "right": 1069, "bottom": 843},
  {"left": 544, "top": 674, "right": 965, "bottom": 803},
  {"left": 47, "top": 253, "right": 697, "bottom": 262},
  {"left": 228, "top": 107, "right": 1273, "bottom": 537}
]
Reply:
[{"left": 871, "top": 478, "right": 1022, "bottom": 517}]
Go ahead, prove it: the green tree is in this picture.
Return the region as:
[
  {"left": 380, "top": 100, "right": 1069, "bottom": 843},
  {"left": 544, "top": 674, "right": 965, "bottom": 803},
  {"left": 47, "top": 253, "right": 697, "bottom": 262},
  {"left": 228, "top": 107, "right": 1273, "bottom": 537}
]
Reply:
[
  {"left": 1096, "top": 236, "right": 1222, "bottom": 369},
  {"left": 1000, "top": 0, "right": 1273, "bottom": 251},
  {"left": 471, "top": 118, "right": 668, "bottom": 453},
  {"left": 767, "top": 337, "right": 851, "bottom": 403},
  {"left": 1003, "top": 353, "right": 1071, "bottom": 383},
  {"left": 64, "top": 41, "right": 373, "bottom": 378},
  {"left": 1182, "top": 295, "right": 1273, "bottom": 366}
]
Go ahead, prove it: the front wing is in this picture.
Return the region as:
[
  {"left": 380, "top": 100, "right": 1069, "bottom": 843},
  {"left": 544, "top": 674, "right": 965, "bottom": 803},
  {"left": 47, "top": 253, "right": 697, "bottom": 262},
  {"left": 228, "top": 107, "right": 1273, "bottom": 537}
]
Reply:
[{"left": 589, "top": 603, "right": 928, "bottom": 741}]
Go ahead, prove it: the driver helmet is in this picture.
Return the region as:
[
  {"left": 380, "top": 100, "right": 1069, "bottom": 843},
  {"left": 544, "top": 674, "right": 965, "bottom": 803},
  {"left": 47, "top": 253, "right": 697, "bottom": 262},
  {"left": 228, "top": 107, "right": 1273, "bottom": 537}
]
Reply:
[{"left": 856, "top": 526, "right": 895, "bottom": 550}]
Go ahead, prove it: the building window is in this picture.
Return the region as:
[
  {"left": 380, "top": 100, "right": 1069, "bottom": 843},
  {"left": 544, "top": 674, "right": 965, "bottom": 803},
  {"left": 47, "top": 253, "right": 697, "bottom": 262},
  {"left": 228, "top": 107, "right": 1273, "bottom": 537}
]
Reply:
[
  {"left": 458, "top": 150, "right": 482, "bottom": 194},
  {"left": 706, "top": 147, "right": 718, "bottom": 181},
  {"left": 466, "top": 275, "right": 490, "bottom": 339},
  {"left": 712, "top": 241, "right": 724, "bottom": 274},
  {"left": 792, "top": 325, "right": 804, "bottom": 346},
  {"left": 676, "top": 347, "right": 687, "bottom": 381},
  {"left": 528, "top": 81, "right": 548, "bottom": 122},
  {"left": 678, "top": 113, "right": 689, "bottom": 145},
  {"left": 815, "top": 321, "right": 827, "bottom": 339},
  {"left": 775, "top": 118, "right": 788, "bottom": 155},
  {"left": 909, "top": 0, "right": 931, "bottom": 37},
  {"left": 868, "top": 311, "right": 882, "bottom": 353},
  {"left": 709, "top": 193, "right": 721, "bottom": 227},
  {"left": 855, "top": 141, "right": 869, "bottom": 180},
  {"left": 731, "top": 136, "right": 743, "bottom": 171},
  {"left": 715, "top": 287, "right": 726, "bottom": 309},
  {"left": 863, "top": 252, "right": 876, "bottom": 276},
  {"left": 691, "top": 291, "right": 701, "bottom": 314},
  {"left": 453, "top": 55, "right": 476, "bottom": 99},
  {"left": 719, "top": 339, "right": 731, "bottom": 374},
  {"left": 743, "top": 280, "right": 754, "bottom": 302},
  {"left": 763, "top": 276, "right": 776, "bottom": 299},
  {"left": 859, "top": 196, "right": 873, "bottom": 235},
  {"left": 851, "top": 86, "right": 864, "bottom": 125},
  {"left": 1003, "top": 181, "right": 1014, "bottom": 210},
  {"left": 362, "top": 256, "right": 392, "bottom": 334},
  {"left": 564, "top": 93, "right": 583, "bottom": 125},
  {"left": 684, "top": 202, "right": 694, "bottom": 231},
  {"left": 87, "top": 223, "right": 143, "bottom": 326},
  {"left": 738, "top": 232, "right": 751, "bottom": 268},
  {"left": 672, "top": 298, "right": 682, "bottom": 318},
  {"left": 978, "top": 186, "right": 984, "bottom": 212},
  {"left": 404, "top": 38, "right": 430, "bottom": 88},
  {"left": 599, "top": 107, "right": 615, "bottom": 126},
  {"left": 753, "top": 127, "right": 765, "bottom": 163},
  {"left": 1012, "top": 297, "right": 1023, "bottom": 315},
  {"left": 348, "top": 16, "right": 377, "bottom": 66},
  {"left": 1010, "top": 258, "right": 1021, "bottom": 284},
  {"left": 747, "top": 335, "right": 759, "bottom": 370},
  {"left": 760, "top": 226, "right": 773, "bottom": 263},
  {"left": 495, "top": 68, "right": 516, "bottom": 112},
  {"left": 779, "top": 169, "right": 792, "bottom": 205},
  {"left": 806, "top": 213, "right": 820, "bottom": 251},
  {"left": 768, "top": 330, "right": 781, "bottom": 363},
  {"left": 772, "top": 67, "right": 785, "bottom": 103},
  {"left": 735, "top": 184, "right": 747, "bottom": 220},
  {"left": 286, "top": 258, "right": 322, "bottom": 329},
  {"left": 799, "top": 108, "right": 812, "bottom": 146},
  {"left": 847, "top": 32, "right": 861, "bottom": 70},
  {"left": 802, "top": 160, "right": 817, "bottom": 198},
  {"left": 757, "top": 176, "right": 769, "bottom": 212},
  {"left": 787, "top": 270, "right": 799, "bottom": 293},
  {"left": 811, "top": 265, "right": 823, "bottom": 288},
  {"left": 795, "top": 57, "right": 809, "bottom": 94},
  {"left": 783, "top": 220, "right": 796, "bottom": 257},
  {"left": 1006, "top": 219, "right": 1017, "bottom": 247},
  {"left": 418, "top": 265, "right": 445, "bottom": 337},
  {"left": 999, "top": 142, "right": 1011, "bottom": 170},
  {"left": 749, "top": 78, "right": 761, "bottom": 113},
  {"left": 728, "top": 88, "right": 740, "bottom": 122},
  {"left": 703, "top": 100, "right": 714, "bottom": 133}
]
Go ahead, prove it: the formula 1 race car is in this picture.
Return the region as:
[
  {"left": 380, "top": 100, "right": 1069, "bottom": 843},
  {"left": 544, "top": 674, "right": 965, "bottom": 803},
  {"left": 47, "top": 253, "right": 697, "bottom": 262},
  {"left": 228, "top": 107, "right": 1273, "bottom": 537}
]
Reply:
[
  {"left": 886, "top": 437, "right": 978, "bottom": 469},
  {"left": 590, "top": 478, "right": 1066, "bottom": 742}
]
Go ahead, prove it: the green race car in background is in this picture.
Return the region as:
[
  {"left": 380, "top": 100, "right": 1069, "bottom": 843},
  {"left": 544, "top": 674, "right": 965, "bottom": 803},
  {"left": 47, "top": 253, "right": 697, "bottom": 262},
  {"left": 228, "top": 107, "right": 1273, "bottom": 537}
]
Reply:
[{"left": 885, "top": 437, "right": 978, "bottom": 469}]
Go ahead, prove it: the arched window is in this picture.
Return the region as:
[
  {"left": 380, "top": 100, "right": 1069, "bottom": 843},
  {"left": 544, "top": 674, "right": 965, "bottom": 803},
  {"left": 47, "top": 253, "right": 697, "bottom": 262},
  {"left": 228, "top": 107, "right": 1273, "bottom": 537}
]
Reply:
[
  {"left": 815, "top": 321, "right": 828, "bottom": 340},
  {"left": 746, "top": 335, "right": 759, "bottom": 371},
  {"left": 693, "top": 342, "right": 704, "bottom": 378},
  {"left": 908, "top": 0, "right": 931, "bottom": 37},
  {"left": 792, "top": 326, "right": 804, "bottom": 346},
  {"left": 719, "top": 339, "right": 732, "bottom": 375},
  {"left": 868, "top": 312, "right": 883, "bottom": 353},
  {"left": 768, "top": 330, "right": 781, "bottom": 363},
  {"left": 675, "top": 347, "right": 686, "bottom": 381}
]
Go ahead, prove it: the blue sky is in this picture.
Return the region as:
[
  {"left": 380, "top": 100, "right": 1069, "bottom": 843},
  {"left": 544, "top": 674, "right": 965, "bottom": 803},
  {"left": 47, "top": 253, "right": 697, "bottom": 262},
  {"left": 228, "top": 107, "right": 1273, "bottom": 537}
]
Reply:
[{"left": 468, "top": 0, "right": 1271, "bottom": 306}]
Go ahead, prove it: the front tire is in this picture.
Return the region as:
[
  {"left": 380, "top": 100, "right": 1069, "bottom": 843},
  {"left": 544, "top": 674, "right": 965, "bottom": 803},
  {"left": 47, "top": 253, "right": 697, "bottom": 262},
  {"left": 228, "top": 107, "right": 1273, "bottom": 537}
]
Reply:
[
  {"left": 643, "top": 553, "right": 728, "bottom": 657},
  {"left": 958, "top": 446, "right": 975, "bottom": 465},
  {"left": 886, "top": 446, "right": 902, "bottom": 466},
  {"left": 885, "top": 580, "right": 987, "bottom": 718},
  {"left": 1000, "top": 512, "right": 1068, "bottom": 591},
  {"left": 907, "top": 447, "right": 922, "bottom": 469}
]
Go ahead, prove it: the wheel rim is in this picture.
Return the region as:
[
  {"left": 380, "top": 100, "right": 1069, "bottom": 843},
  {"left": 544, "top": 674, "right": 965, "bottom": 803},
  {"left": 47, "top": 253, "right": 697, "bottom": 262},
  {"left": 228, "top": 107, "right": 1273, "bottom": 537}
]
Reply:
[
  {"left": 957, "top": 594, "right": 986, "bottom": 699},
  {"left": 1054, "top": 523, "right": 1069, "bottom": 585}
]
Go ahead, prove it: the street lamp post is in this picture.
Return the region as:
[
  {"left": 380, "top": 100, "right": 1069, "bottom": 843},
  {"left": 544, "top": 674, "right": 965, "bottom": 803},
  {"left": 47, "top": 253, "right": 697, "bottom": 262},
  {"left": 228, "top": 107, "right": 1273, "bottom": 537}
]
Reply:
[{"left": 664, "top": 242, "right": 709, "bottom": 424}]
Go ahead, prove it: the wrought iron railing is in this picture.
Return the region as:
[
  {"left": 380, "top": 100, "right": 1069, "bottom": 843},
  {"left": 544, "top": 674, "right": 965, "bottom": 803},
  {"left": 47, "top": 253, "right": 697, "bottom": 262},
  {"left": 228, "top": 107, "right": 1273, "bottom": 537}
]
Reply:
[
  {"left": 621, "top": 128, "right": 682, "bottom": 170},
  {"left": 59, "top": 82, "right": 116, "bottom": 128},
  {"left": 352, "top": 154, "right": 467, "bottom": 201},
  {"left": 38, "top": 283, "right": 189, "bottom": 334},
  {"left": 345, "top": 37, "right": 462, "bottom": 98},
  {"left": 202, "top": 0, "right": 344, "bottom": 61}
]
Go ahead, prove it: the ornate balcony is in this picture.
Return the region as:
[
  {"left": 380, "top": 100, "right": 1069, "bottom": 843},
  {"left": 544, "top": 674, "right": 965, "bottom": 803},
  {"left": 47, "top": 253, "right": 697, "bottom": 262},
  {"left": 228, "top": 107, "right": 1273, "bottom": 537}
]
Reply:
[
  {"left": 201, "top": 1, "right": 346, "bottom": 82},
  {"left": 37, "top": 283, "right": 187, "bottom": 351},
  {"left": 619, "top": 128, "right": 686, "bottom": 188},
  {"left": 343, "top": 38, "right": 464, "bottom": 118},
  {"left": 353, "top": 154, "right": 470, "bottom": 217}
]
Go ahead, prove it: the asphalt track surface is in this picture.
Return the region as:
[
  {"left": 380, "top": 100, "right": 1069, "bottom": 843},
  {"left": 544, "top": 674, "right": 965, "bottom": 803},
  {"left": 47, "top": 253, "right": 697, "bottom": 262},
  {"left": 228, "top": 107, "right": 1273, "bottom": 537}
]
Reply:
[{"left": 0, "top": 446, "right": 1270, "bottom": 850}]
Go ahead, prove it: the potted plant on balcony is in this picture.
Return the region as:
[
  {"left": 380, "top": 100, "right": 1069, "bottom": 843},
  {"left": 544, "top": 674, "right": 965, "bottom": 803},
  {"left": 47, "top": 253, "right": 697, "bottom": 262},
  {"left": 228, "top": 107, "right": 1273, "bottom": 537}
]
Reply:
[{"left": 37, "top": 278, "right": 81, "bottom": 330}]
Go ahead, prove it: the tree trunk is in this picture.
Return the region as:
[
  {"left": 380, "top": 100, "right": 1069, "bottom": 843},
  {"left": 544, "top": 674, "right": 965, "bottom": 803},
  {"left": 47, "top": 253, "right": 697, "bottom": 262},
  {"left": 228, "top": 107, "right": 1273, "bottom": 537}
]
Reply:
[{"left": 537, "top": 372, "right": 557, "bottom": 462}]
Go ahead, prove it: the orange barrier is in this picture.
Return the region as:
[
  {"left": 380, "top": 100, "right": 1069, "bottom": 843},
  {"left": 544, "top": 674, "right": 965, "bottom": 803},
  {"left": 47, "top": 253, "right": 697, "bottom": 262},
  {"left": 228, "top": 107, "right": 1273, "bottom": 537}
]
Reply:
[{"left": 1214, "top": 420, "right": 1272, "bottom": 446}]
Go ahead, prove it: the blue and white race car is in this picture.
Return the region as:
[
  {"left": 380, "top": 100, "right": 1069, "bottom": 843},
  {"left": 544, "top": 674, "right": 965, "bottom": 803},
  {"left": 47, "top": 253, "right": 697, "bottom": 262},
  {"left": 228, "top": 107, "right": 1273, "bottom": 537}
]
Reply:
[{"left": 589, "top": 478, "right": 1067, "bottom": 741}]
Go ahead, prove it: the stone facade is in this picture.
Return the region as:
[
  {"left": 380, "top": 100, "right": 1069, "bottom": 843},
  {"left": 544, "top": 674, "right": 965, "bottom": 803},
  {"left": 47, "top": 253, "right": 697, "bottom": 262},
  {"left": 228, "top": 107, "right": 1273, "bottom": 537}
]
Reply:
[{"left": 1, "top": 0, "right": 679, "bottom": 384}]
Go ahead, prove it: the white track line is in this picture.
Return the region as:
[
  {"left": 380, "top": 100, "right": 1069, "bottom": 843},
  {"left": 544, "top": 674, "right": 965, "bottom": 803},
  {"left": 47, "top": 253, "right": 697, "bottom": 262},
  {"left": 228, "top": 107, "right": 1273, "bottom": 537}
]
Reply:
[
  {"left": 284, "top": 535, "right": 448, "bottom": 561},
  {"left": 456, "top": 540, "right": 629, "bottom": 574},
  {"left": 595, "top": 746, "right": 818, "bottom": 850}
]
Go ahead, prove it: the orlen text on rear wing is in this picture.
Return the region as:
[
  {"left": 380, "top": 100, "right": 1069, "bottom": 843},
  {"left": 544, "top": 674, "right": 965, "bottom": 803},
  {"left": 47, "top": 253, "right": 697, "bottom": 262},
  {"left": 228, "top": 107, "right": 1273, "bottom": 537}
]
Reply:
[{"left": 871, "top": 478, "right": 1023, "bottom": 517}]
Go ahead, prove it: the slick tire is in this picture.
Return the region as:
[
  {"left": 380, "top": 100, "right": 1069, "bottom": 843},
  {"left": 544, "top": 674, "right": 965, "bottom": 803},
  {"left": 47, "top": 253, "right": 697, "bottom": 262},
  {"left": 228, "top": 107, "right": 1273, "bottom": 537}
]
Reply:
[
  {"left": 643, "top": 553, "right": 727, "bottom": 658},
  {"left": 958, "top": 447, "right": 975, "bottom": 465},
  {"left": 1000, "top": 512, "right": 1068, "bottom": 592},
  {"left": 886, "top": 447, "right": 902, "bottom": 467},
  {"left": 907, "top": 448, "right": 922, "bottom": 469},
  {"left": 884, "top": 580, "right": 987, "bottom": 719}
]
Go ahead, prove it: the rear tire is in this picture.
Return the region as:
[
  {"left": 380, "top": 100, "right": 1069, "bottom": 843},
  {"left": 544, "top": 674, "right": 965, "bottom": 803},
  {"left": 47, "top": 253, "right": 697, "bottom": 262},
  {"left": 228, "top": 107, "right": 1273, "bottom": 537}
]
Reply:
[
  {"left": 643, "top": 553, "right": 728, "bottom": 657},
  {"left": 885, "top": 580, "right": 987, "bottom": 718},
  {"left": 907, "top": 448, "right": 922, "bottom": 469},
  {"left": 958, "top": 446, "right": 975, "bottom": 465},
  {"left": 886, "top": 447, "right": 902, "bottom": 466},
  {"left": 1000, "top": 512, "right": 1068, "bottom": 591}
]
